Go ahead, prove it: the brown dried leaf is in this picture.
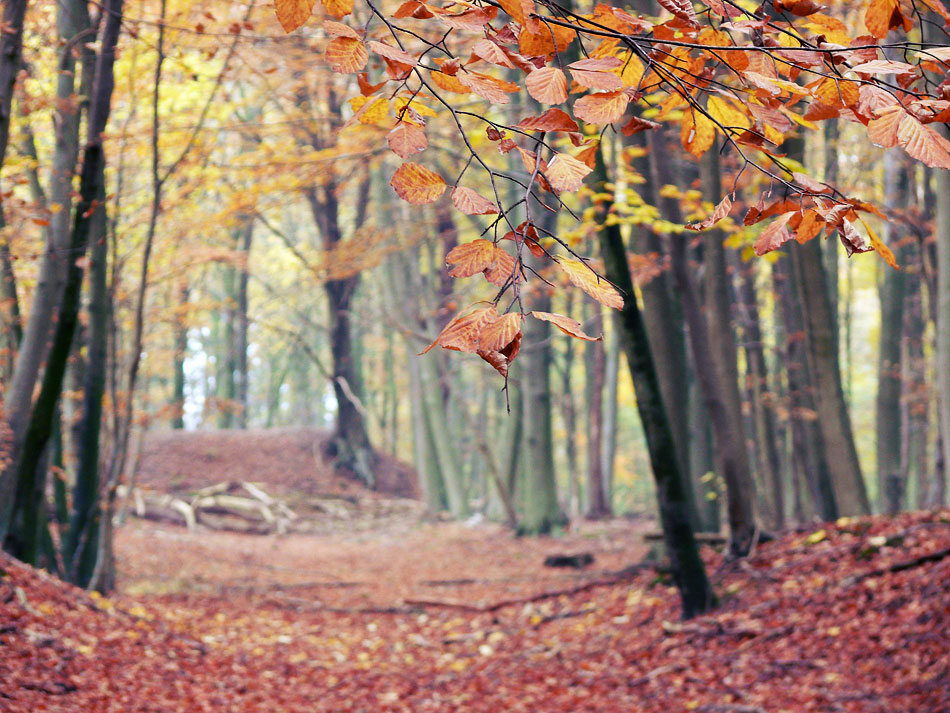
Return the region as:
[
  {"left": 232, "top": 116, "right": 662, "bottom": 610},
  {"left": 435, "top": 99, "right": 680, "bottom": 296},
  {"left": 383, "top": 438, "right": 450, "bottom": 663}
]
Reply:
[
  {"left": 526, "top": 67, "right": 568, "bottom": 105},
  {"left": 515, "top": 108, "right": 580, "bottom": 133},
  {"left": 556, "top": 258, "right": 624, "bottom": 309},
  {"left": 573, "top": 91, "right": 630, "bottom": 124},
  {"left": 446, "top": 238, "right": 496, "bottom": 277},
  {"left": 545, "top": 153, "right": 593, "bottom": 192},
  {"left": 451, "top": 186, "right": 499, "bottom": 215},
  {"left": 753, "top": 212, "right": 795, "bottom": 255},
  {"left": 686, "top": 193, "right": 732, "bottom": 230},
  {"left": 387, "top": 123, "right": 427, "bottom": 159},
  {"left": 325, "top": 38, "right": 367, "bottom": 74},
  {"left": 530, "top": 311, "right": 602, "bottom": 340}
]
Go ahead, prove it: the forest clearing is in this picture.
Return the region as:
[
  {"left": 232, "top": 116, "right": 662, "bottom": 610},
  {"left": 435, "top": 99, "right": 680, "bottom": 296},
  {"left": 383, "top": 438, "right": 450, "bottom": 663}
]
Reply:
[{"left": 1, "top": 430, "right": 948, "bottom": 713}]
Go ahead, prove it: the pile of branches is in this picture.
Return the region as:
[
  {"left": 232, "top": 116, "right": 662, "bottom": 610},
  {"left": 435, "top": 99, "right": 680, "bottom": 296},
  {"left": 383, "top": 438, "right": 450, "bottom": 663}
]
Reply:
[{"left": 125, "top": 481, "right": 297, "bottom": 534}]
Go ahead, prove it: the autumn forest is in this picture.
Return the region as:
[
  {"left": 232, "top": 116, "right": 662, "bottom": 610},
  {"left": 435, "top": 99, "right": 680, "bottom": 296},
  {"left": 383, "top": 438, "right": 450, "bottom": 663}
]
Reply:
[{"left": 0, "top": 0, "right": 949, "bottom": 710}]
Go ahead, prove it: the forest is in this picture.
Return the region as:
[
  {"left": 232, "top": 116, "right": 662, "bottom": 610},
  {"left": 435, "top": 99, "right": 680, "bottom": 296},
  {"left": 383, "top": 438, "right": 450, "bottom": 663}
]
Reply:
[{"left": 0, "top": 0, "right": 949, "bottom": 710}]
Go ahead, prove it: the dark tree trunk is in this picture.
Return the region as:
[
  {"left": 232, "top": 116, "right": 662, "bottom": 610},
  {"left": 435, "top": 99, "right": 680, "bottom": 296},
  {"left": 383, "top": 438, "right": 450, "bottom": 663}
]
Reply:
[
  {"left": 594, "top": 146, "right": 715, "bottom": 618},
  {"left": 2, "top": 0, "right": 123, "bottom": 560}
]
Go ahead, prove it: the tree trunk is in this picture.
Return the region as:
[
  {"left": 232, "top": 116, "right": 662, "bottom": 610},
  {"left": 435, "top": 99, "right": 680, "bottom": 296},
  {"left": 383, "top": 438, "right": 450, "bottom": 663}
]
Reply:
[
  {"left": 876, "top": 150, "right": 908, "bottom": 513},
  {"left": 594, "top": 145, "right": 715, "bottom": 618},
  {"left": 736, "top": 259, "right": 784, "bottom": 528},
  {"left": 586, "top": 305, "right": 610, "bottom": 519},
  {"left": 775, "top": 257, "right": 837, "bottom": 521},
  {"left": 936, "top": 140, "right": 950, "bottom": 508},
  {"left": 654, "top": 134, "right": 757, "bottom": 556},
  {"left": 2, "top": 0, "right": 123, "bottom": 559},
  {"left": 235, "top": 219, "right": 253, "bottom": 428},
  {"left": 171, "top": 281, "right": 189, "bottom": 429},
  {"left": 791, "top": 240, "right": 871, "bottom": 515},
  {"left": 64, "top": 180, "right": 109, "bottom": 587},
  {"left": 519, "top": 248, "right": 565, "bottom": 535},
  {"left": 0, "top": 0, "right": 93, "bottom": 533}
]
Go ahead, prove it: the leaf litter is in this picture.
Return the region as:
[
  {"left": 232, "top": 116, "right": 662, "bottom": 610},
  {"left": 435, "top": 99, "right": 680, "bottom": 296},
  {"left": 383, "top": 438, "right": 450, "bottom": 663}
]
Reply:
[{"left": 1, "top": 509, "right": 948, "bottom": 712}]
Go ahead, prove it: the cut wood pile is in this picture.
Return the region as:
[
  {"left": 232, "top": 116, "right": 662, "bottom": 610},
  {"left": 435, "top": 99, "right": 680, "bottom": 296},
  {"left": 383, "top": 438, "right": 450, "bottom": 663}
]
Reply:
[{"left": 126, "top": 481, "right": 298, "bottom": 534}]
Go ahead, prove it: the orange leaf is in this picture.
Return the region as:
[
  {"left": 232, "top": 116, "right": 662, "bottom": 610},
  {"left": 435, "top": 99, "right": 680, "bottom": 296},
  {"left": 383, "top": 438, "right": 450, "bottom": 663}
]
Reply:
[
  {"left": 621, "top": 115, "right": 661, "bottom": 135},
  {"left": 457, "top": 71, "right": 518, "bottom": 104},
  {"left": 897, "top": 113, "right": 950, "bottom": 169},
  {"left": 387, "top": 122, "right": 427, "bottom": 159},
  {"left": 446, "top": 239, "right": 496, "bottom": 277},
  {"left": 483, "top": 247, "right": 521, "bottom": 285},
  {"left": 471, "top": 39, "right": 516, "bottom": 68},
  {"left": 323, "top": 20, "right": 359, "bottom": 38},
  {"left": 573, "top": 91, "right": 630, "bottom": 124},
  {"left": 864, "top": 0, "right": 906, "bottom": 38},
  {"left": 390, "top": 162, "right": 446, "bottom": 204},
  {"left": 546, "top": 153, "right": 593, "bottom": 192},
  {"left": 557, "top": 258, "right": 624, "bottom": 309},
  {"left": 325, "top": 37, "right": 367, "bottom": 73},
  {"left": 571, "top": 68, "right": 624, "bottom": 91},
  {"left": 275, "top": 0, "right": 315, "bottom": 32},
  {"left": 451, "top": 186, "right": 499, "bottom": 215},
  {"left": 867, "top": 105, "right": 904, "bottom": 148},
  {"left": 658, "top": 0, "right": 698, "bottom": 23},
  {"left": 862, "top": 218, "right": 899, "bottom": 269},
  {"left": 421, "top": 305, "right": 496, "bottom": 354},
  {"left": 686, "top": 193, "right": 733, "bottom": 230},
  {"left": 753, "top": 212, "right": 795, "bottom": 255},
  {"left": 526, "top": 67, "right": 568, "bottom": 105},
  {"left": 478, "top": 313, "right": 523, "bottom": 351},
  {"left": 530, "top": 311, "right": 602, "bottom": 340},
  {"left": 515, "top": 108, "right": 580, "bottom": 133},
  {"left": 368, "top": 41, "right": 417, "bottom": 66},
  {"left": 322, "top": 0, "right": 353, "bottom": 18}
]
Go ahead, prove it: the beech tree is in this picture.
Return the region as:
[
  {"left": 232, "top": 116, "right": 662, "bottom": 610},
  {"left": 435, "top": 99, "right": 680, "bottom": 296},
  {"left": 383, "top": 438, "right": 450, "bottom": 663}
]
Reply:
[{"left": 274, "top": 0, "right": 950, "bottom": 614}]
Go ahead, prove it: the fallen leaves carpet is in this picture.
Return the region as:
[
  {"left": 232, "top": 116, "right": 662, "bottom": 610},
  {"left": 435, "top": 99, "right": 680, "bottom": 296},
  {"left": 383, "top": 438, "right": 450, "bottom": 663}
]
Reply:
[{"left": 1, "top": 510, "right": 948, "bottom": 713}]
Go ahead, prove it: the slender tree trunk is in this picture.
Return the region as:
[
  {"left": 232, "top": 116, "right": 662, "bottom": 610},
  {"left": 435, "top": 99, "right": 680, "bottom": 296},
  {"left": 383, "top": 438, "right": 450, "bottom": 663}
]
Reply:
[
  {"left": 519, "top": 246, "right": 565, "bottom": 535},
  {"left": 936, "top": 140, "right": 950, "bottom": 507},
  {"left": 2, "top": 0, "right": 123, "bottom": 559},
  {"left": 236, "top": 221, "right": 252, "bottom": 428},
  {"left": 64, "top": 180, "right": 109, "bottom": 587},
  {"left": 586, "top": 305, "right": 610, "bottom": 519},
  {"left": 601, "top": 313, "right": 620, "bottom": 508},
  {"left": 0, "top": 0, "right": 93, "bottom": 532},
  {"left": 171, "top": 281, "right": 189, "bottom": 429},
  {"left": 791, "top": 240, "right": 871, "bottom": 515},
  {"left": 737, "top": 259, "right": 784, "bottom": 528},
  {"left": 594, "top": 145, "right": 714, "bottom": 618},
  {"left": 0, "top": 0, "right": 27, "bottom": 170},
  {"left": 775, "top": 258, "right": 837, "bottom": 520},
  {"left": 877, "top": 150, "right": 908, "bottom": 513}
]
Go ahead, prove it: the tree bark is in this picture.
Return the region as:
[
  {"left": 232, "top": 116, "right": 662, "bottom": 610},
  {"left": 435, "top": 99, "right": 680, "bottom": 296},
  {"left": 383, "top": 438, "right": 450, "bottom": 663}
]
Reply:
[
  {"left": 594, "top": 146, "right": 715, "bottom": 618},
  {"left": 2, "top": 0, "right": 123, "bottom": 559},
  {"left": 790, "top": 239, "right": 871, "bottom": 515},
  {"left": 876, "top": 150, "right": 908, "bottom": 513},
  {"left": 586, "top": 305, "right": 610, "bottom": 519},
  {"left": 936, "top": 135, "right": 950, "bottom": 508}
]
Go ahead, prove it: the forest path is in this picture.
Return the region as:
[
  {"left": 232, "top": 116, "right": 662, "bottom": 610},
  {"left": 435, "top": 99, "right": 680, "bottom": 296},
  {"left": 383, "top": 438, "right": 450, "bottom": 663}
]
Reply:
[{"left": 2, "top": 509, "right": 948, "bottom": 712}]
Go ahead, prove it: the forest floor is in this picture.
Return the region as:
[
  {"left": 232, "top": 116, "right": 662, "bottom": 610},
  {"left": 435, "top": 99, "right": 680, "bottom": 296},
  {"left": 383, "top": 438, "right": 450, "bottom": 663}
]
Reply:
[{"left": 1, "top": 433, "right": 949, "bottom": 712}]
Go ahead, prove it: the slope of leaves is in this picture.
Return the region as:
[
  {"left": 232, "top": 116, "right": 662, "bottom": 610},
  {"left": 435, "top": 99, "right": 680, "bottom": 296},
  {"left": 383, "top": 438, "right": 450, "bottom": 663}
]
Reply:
[{"left": 2, "top": 509, "right": 948, "bottom": 712}]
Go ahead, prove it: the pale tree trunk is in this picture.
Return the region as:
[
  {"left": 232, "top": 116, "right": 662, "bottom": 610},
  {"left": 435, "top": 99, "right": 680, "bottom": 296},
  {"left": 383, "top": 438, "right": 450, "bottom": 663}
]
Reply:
[
  {"left": 935, "top": 139, "right": 950, "bottom": 507},
  {"left": 519, "top": 243, "right": 565, "bottom": 535},
  {"left": 601, "top": 313, "right": 620, "bottom": 506},
  {"left": 775, "top": 257, "right": 837, "bottom": 520},
  {"left": 171, "top": 281, "right": 189, "bottom": 429},
  {"left": 236, "top": 221, "right": 252, "bottom": 428},
  {"left": 736, "top": 258, "right": 784, "bottom": 528},
  {"left": 876, "top": 150, "right": 908, "bottom": 513},
  {"left": 586, "top": 305, "right": 610, "bottom": 519}
]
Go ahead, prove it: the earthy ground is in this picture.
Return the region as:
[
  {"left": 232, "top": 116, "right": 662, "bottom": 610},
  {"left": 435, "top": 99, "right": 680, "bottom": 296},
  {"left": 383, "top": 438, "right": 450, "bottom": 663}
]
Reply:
[{"left": 1, "top": 430, "right": 948, "bottom": 712}]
